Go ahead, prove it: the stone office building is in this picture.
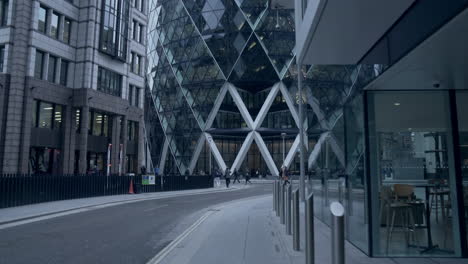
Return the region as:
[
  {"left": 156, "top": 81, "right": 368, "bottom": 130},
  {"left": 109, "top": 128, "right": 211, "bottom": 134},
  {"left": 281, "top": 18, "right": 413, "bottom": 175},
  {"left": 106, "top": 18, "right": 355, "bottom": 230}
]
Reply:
[{"left": 0, "top": 0, "right": 147, "bottom": 175}]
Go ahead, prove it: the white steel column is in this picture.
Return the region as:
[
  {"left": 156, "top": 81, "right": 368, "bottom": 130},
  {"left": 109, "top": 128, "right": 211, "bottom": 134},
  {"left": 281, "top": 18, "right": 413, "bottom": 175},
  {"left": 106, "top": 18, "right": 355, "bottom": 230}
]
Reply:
[
  {"left": 308, "top": 132, "right": 329, "bottom": 169},
  {"left": 328, "top": 133, "right": 345, "bottom": 167},
  {"left": 279, "top": 82, "right": 300, "bottom": 127},
  {"left": 204, "top": 83, "right": 229, "bottom": 130},
  {"left": 204, "top": 133, "right": 227, "bottom": 172},
  {"left": 253, "top": 83, "right": 280, "bottom": 129},
  {"left": 284, "top": 134, "right": 300, "bottom": 168},
  {"left": 188, "top": 134, "right": 206, "bottom": 174},
  {"left": 231, "top": 132, "right": 255, "bottom": 172},
  {"left": 253, "top": 132, "right": 280, "bottom": 176},
  {"left": 159, "top": 139, "right": 170, "bottom": 175},
  {"left": 227, "top": 83, "right": 255, "bottom": 129}
]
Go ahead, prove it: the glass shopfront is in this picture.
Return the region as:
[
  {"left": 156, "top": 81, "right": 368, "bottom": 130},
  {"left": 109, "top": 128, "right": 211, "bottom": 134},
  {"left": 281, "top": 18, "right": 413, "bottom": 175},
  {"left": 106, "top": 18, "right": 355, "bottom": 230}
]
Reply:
[{"left": 366, "top": 90, "right": 463, "bottom": 257}]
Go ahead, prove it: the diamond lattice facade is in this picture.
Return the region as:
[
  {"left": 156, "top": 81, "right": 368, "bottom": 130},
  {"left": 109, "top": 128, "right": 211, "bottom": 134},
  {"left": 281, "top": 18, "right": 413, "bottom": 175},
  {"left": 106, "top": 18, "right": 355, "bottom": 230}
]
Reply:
[{"left": 145, "top": 0, "right": 374, "bottom": 176}]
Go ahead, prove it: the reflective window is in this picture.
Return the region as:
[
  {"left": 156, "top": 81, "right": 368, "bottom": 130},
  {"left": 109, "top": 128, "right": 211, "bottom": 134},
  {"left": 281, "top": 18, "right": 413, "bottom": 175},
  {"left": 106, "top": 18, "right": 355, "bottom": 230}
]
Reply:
[
  {"left": 0, "top": 0, "right": 8, "bottom": 26},
  {"left": 89, "top": 110, "right": 111, "bottom": 137},
  {"left": 368, "top": 91, "right": 460, "bottom": 256},
  {"left": 0, "top": 45, "right": 4, "bottom": 72},
  {"left": 127, "top": 121, "right": 138, "bottom": 141},
  {"left": 50, "top": 12, "right": 60, "bottom": 39},
  {"left": 47, "top": 55, "right": 57, "bottom": 82},
  {"left": 60, "top": 60, "right": 69, "bottom": 86},
  {"left": 100, "top": 0, "right": 130, "bottom": 60},
  {"left": 38, "top": 102, "right": 53, "bottom": 129},
  {"left": 97, "top": 67, "right": 122, "bottom": 97},
  {"left": 38, "top": 6, "right": 47, "bottom": 33},
  {"left": 63, "top": 18, "right": 72, "bottom": 44},
  {"left": 456, "top": 91, "right": 468, "bottom": 248},
  {"left": 34, "top": 50, "right": 45, "bottom": 79}
]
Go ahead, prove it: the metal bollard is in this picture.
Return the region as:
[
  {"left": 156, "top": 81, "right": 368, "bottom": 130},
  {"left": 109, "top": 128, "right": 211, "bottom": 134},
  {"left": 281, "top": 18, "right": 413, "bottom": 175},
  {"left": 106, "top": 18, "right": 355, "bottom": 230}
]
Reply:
[
  {"left": 286, "top": 184, "right": 292, "bottom": 235},
  {"left": 306, "top": 193, "right": 315, "bottom": 264},
  {"left": 331, "top": 202, "right": 345, "bottom": 264},
  {"left": 280, "top": 184, "right": 285, "bottom": 224},
  {"left": 273, "top": 181, "right": 277, "bottom": 212},
  {"left": 292, "top": 189, "right": 300, "bottom": 251},
  {"left": 276, "top": 181, "right": 280, "bottom": 217}
]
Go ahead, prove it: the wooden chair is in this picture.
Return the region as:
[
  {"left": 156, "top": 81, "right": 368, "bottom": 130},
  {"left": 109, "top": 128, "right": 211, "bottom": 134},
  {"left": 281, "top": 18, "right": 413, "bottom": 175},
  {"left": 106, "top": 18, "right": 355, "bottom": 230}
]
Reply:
[{"left": 384, "top": 184, "right": 418, "bottom": 253}]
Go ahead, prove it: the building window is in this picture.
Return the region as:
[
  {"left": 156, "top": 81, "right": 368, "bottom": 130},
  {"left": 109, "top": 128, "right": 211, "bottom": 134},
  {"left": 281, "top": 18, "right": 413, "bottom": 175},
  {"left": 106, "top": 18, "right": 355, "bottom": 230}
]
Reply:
[
  {"left": 89, "top": 110, "right": 111, "bottom": 137},
  {"left": 128, "top": 85, "right": 134, "bottom": 105},
  {"left": 97, "top": 67, "right": 122, "bottom": 97},
  {"left": 50, "top": 12, "right": 60, "bottom": 39},
  {"left": 0, "top": 0, "right": 8, "bottom": 26},
  {"left": 127, "top": 120, "right": 138, "bottom": 141},
  {"left": 35, "top": 50, "right": 45, "bottom": 79},
  {"left": 133, "top": 20, "right": 139, "bottom": 41},
  {"left": 48, "top": 55, "right": 57, "bottom": 82},
  {"left": 32, "top": 100, "right": 63, "bottom": 130},
  {"left": 139, "top": 24, "right": 144, "bottom": 43},
  {"left": 60, "top": 60, "right": 69, "bottom": 86},
  {"left": 100, "top": 0, "right": 130, "bottom": 60},
  {"left": 63, "top": 18, "right": 72, "bottom": 44},
  {"left": 140, "top": 0, "right": 145, "bottom": 13},
  {"left": 135, "top": 87, "right": 140, "bottom": 107},
  {"left": 131, "top": 52, "right": 142, "bottom": 75},
  {"left": 38, "top": 6, "right": 48, "bottom": 33},
  {"left": 75, "top": 108, "right": 81, "bottom": 132},
  {"left": 0, "top": 45, "right": 4, "bottom": 72}
]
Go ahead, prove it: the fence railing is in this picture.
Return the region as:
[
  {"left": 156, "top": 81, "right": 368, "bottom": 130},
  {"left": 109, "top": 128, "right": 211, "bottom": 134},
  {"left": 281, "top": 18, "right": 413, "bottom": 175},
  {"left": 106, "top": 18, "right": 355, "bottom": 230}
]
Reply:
[{"left": 0, "top": 174, "right": 213, "bottom": 209}]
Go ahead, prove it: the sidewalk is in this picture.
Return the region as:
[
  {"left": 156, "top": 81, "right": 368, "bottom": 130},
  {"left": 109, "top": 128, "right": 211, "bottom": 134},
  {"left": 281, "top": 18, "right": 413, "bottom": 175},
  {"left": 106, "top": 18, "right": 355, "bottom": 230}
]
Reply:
[
  {"left": 154, "top": 195, "right": 468, "bottom": 264},
  {"left": 0, "top": 184, "right": 249, "bottom": 226}
]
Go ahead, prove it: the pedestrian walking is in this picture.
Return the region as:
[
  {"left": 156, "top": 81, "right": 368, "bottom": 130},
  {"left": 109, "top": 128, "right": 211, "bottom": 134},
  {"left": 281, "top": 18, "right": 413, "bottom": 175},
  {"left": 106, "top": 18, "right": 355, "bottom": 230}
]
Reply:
[
  {"left": 282, "top": 166, "right": 290, "bottom": 186},
  {"left": 225, "top": 167, "right": 231, "bottom": 188},
  {"left": 233, "top": 169, "right": 241, "bottom": 183},
  {"left": 214, "top": 169, "right": 221, "bottom": 187},
  {"left": 245, "top": 168, "right": 252, "bottom": 184}
]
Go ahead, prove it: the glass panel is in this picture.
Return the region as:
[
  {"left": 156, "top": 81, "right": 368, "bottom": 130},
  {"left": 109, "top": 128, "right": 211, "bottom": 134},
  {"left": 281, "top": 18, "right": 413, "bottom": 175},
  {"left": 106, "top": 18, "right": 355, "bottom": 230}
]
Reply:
[
  {"left": 93, "top": 112, "right": 103, "bottom": 136},
  {"left": 60, "top": 60, "right": 68, "bottom": 86},
  {"left": 48, "top": 55, "right": 57, "bottom": 82},
  {"left": 38, "top": 6, "right": 47, "bottom": 33},
  {"left": 103, "top": 114, "right": 109, "bottom": 137},
  {"left": 456, "top": 91, "right": 468, "bottom": 250},
  {"left": 63, "top": 18, "right": 72, "bottom": 44},
  {"left": 344, "top": 93, "right": 368, "bottom": 253},
  {"left": 38, "top": 102, "right": 53, "bottom": 129},
  {"left": 368, "top": 91, "right": 460, "bottom": 257},
  {"left": 53, "top": 104, "right": 62, "bottom": 129},
  {"left": 229, "top": 34, "right": 278, "bottom": 92},
  {"left": 75, "top": 108, "right": 81, "bottom": 132},
  {"left": 50, "top": 12, "right": 59, "bottom": 39},
  {"left": 0, "top": 0, "right": 8, "bottom": 26},
  {"left": 32, "top": 100, "right": 38, "bottom": 127},
  {"left": 35, "top": 50, "right": 44, "bottom": 79}
]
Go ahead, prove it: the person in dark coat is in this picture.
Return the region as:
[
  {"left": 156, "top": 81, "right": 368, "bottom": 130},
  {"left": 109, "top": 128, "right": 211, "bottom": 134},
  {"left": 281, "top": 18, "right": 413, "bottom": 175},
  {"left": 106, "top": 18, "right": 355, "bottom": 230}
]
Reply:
[
  {"left": 245, "top": 168, "right": 252, "bottom": 184},
  {"left": 225, "top": 168, "right": 231, "bottom": 188},
  {"left": 232, "top": 169, "right": 241, "bottom": 184}
]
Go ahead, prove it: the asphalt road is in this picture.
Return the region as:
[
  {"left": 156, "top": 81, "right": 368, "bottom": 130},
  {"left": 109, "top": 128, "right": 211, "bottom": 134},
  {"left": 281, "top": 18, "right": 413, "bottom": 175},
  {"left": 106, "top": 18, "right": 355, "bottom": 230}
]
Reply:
[{"left": 0, "top": 184, "right": 272, "bottom": 264}]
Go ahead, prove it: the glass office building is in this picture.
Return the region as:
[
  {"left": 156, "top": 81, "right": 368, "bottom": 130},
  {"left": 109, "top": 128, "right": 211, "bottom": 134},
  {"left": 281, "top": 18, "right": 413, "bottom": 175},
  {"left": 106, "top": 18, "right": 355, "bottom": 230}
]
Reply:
[{"left": 147, "top": 0, "right": 468, "bottom": 259}]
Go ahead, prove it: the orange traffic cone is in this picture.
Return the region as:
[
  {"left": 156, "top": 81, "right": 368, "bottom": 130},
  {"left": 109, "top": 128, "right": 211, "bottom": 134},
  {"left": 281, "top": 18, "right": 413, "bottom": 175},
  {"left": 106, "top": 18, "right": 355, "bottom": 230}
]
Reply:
[{"left": 128, "top": 179, "right": 135, "bottom": 194}]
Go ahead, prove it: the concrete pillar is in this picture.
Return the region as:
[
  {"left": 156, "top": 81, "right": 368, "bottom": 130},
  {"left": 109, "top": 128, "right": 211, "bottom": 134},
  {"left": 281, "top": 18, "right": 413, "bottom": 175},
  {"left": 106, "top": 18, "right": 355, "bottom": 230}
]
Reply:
[
  {"left": 61, "top": 105, "right": 76, "bottom": 174},
  {"left": 1, "top": 0, "right": 34, "bottom": 173},
  {"left": 78, "top": 106, "right": 89, "bottom": 174},
  {"left": 121, "top": 116, "right": 128, "bottom": 174},
  {"left": 110, "top": 115, "right": 121, "bottom": 174},
  {"left": 137, "top": 117, "right": 144, "bottom": 172}
]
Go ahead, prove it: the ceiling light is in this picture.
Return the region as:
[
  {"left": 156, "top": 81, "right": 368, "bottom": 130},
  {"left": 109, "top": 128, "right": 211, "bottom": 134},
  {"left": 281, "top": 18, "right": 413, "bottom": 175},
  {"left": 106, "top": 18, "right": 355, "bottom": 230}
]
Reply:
[{"left": 394, "top": 102, "right": 400, "bottom": 106}]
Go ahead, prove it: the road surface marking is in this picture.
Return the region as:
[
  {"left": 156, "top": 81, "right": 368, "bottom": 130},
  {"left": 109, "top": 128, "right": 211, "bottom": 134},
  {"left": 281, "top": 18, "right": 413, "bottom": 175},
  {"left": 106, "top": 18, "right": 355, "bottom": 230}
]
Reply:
[
  {"left": 146, "top": 210, "right": 215, "bottom": 264},
  {"left": 143, "top": 204, "right": 168, "bottom": 212}
]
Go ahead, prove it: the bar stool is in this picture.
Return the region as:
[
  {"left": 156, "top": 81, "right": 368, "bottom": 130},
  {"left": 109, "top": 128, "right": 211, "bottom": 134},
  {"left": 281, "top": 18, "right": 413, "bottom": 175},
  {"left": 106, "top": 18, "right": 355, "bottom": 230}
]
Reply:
[
  {"left": 385, "top": 184, "right": 418, "bottom": 253},
  {"left": 429, "top": 179, "right": 450, "bottom": 223}
]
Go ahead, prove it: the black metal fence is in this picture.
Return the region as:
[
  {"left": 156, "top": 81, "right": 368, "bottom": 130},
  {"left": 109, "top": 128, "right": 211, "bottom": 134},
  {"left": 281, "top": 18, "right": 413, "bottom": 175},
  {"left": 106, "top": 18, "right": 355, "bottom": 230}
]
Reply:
[{"left": 0, "top": 174, "right": 213, "bottom": 209}]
